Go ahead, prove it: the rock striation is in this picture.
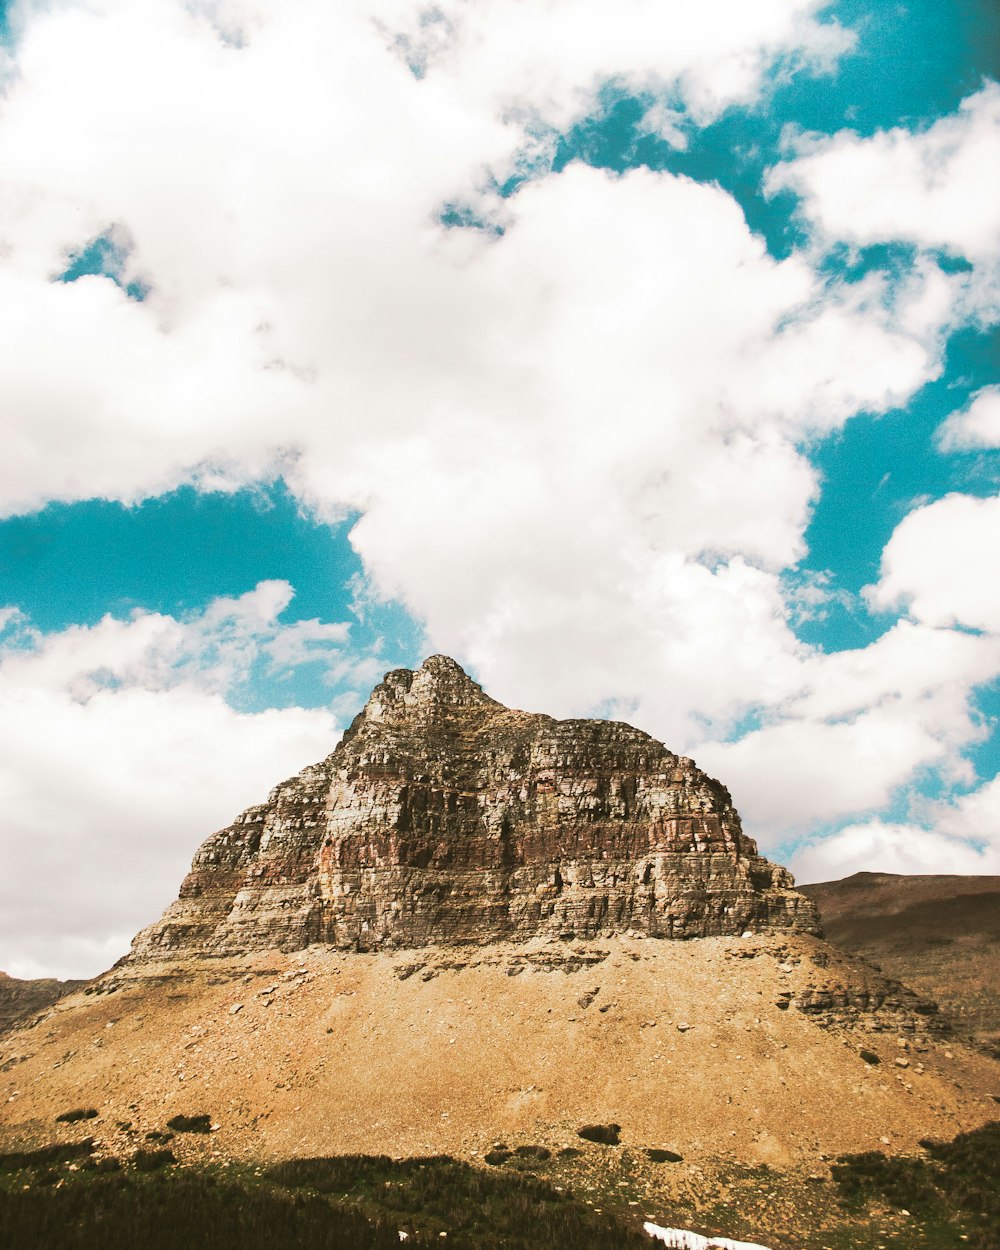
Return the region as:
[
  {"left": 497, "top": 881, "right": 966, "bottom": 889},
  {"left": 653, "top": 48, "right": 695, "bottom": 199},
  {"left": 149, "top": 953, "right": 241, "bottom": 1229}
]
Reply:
[{"left": 131, "top": 656, "right": 819, "bottom": 961}]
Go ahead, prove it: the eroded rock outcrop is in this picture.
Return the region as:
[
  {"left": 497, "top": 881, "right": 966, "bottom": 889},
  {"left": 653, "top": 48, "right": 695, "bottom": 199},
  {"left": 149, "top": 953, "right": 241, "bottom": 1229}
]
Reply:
[{"left": 131, "top": 656, "right": 819, "bottom": 960}]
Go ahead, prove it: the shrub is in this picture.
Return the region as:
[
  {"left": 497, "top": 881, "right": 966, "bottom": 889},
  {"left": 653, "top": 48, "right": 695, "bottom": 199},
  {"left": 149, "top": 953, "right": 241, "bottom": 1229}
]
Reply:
[
  {"left": 577, "top": 1124, "right": 620, "bottom": 1146},
  {"left": 166, "top": 1114, "right": 212, "bottom": 1134},
  {"left": 0, "top": 1140, "right": 94, "bottom": 1172},
  {"left": 832, "top": 1122, "right": 1000, "bottom": 1250},
  {"left": 132, "top": 1149, "right": 176, "bottom": 1172},
  {"left": 267, "top": 1152, "right": 649, "bottom": 1248}
]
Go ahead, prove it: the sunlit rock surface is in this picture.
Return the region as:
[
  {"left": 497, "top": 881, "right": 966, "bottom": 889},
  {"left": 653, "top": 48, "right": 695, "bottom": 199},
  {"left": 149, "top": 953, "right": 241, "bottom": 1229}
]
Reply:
[{"left": 131, "top": 656, "right": 819, "bottom": 960}]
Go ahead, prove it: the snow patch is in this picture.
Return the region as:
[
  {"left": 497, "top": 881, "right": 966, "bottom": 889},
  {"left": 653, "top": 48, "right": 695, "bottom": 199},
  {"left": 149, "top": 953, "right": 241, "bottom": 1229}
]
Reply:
[{"left": 643, "top": 1222, "right": 773, "bottom": 1250}]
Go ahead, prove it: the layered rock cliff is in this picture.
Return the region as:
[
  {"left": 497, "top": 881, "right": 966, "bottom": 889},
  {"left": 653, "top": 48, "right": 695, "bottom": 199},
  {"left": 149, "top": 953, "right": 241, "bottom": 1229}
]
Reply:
[{"left": 131, "top": 656, "right": 819, "bottom": 960}]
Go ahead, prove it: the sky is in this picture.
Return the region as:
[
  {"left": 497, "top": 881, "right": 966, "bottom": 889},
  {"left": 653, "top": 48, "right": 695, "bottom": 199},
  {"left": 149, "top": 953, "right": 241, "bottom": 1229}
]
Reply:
[{"left": 0, "top": 0, "right": 998, "bottom": 979}]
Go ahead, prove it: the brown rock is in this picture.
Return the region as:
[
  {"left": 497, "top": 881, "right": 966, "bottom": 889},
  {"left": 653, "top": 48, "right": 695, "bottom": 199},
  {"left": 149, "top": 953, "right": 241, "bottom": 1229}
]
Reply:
[{"left": 131, "top": 656, "right": 819, "bottom": 961}]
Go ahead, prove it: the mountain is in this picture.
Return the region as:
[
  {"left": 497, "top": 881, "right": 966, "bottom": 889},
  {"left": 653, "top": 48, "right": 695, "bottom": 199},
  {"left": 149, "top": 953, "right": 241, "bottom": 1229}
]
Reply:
[
  {"left": 2, "top": 658, "right": 998, "bottom": 1236},
  {"left": 800, "top": 872, "right": 1000, "bottom": 1056},
  {"left": 0, "top": 973, "right": 87, "bottom": 1036},
  {"left": 131, "top": 655, "right": 819, "bottom": 960}
]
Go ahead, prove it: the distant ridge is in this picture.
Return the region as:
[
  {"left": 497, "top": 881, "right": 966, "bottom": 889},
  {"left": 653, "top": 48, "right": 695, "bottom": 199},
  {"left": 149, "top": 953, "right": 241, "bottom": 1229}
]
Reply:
[
  {"left": 0, "top": 971, "right": 87, "bottom": 1036},
  {"left": 800, "top": 872, "right": 1000, "bottom": 1054}
]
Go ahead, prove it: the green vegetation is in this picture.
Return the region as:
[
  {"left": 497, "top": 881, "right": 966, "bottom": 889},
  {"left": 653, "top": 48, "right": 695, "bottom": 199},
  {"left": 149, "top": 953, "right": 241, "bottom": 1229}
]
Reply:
[
  {"left": 0, "top": 1140, "right": 95, "bottom": 1172},
  {"left": 2, "top": 1124, "right": 999, "bottom": 1249},
  {"left": 0, "top": 1169, "right": 403, "bottom": 1249},
  {"left": 832, "top": 1121, "right": 1000, "bottom": 1250},
  {"left": 132, "top": 1148, "right": 177, "bottom": 1171},
  {"left": 267, "top": 1154, "right": 648, "bottom": 1247},
  {"left": 0, "top": 1146, "right": 648, "bottom": 1249}
]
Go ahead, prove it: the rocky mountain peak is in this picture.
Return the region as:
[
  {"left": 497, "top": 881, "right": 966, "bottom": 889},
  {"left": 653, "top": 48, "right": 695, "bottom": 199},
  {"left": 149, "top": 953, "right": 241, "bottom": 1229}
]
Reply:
[
  {"left": 359, "top": 655, "right": 498, "bottom": 725},
  {"left": 130, "top": 658, "right": 820, "bottom": 962}
]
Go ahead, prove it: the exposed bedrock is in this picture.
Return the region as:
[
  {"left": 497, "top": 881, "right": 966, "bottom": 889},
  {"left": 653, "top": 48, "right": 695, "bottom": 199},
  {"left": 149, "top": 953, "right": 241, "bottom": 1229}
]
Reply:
[{"left": 131, "top": 656, "right": 819, "bottom": 960}]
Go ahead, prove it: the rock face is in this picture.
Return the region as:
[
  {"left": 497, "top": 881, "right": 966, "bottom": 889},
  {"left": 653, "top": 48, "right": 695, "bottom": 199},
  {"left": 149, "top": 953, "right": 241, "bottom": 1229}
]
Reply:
[{"left": 131, "top": 657, "right": 819, "bottom": 961}]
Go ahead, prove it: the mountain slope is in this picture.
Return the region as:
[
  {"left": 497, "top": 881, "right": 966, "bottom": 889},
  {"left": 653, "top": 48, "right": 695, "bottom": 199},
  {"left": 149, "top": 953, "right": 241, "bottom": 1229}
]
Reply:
[
  {"left": 800, "top": 872, "right": 1000, "bottom": 1055},
  {"left": 1, "top": 661, "right": 998, "bottom": 1190}
]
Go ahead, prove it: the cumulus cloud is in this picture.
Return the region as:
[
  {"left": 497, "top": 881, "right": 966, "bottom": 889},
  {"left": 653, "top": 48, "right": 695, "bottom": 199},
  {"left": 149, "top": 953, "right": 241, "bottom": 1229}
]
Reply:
[
  {"left": 373, "top": 0, "right": 854, "bottom": 127},
  {"left": 866, "top": 493, "right": 1000, "bottom": 633},
  {"left": 937, "top": 386, "right": 1000, "bottom": 450},
  {"left": 0, "top": 584, "right": 378, "bottom": 979},
  {"left": 0, "top": 1, "right": 950, "bottom": 759},
  {"left": 767, "top": 82, "right": 1000, "bottom": 264},
  {"left": 934, "top": 773, "right": 1000, "bottom": 841},
  {"left": 697, "top": 620, "right": 1000, "bottom": 841},
  {"left": 790, "top": 771, "right": 1000, "bottom": 882},
  {"left": 790, "top": 818, "right": 999, "bottom": 883}
]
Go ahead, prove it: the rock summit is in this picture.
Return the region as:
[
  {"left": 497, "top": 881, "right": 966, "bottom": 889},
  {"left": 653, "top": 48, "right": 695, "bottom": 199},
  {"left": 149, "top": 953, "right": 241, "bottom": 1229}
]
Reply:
[{"left": 133, "top": 656, "right": 818, "bottom": 960}]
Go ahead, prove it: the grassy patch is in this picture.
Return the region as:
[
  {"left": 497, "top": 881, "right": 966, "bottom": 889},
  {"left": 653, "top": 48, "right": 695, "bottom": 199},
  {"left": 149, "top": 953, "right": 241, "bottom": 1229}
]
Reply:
[
  {"left": 0, "top": 1169, "right": 403, "bottom": 1250},
  {"left": 0, "top": 1140, "right": 95, "bottom": 1172},
  {"left": 832, "top": 1121, "right": 1000, "bottom": 1250},
  {"left": 267, "top": 1153, "right": 648, "bottom": 1248}
]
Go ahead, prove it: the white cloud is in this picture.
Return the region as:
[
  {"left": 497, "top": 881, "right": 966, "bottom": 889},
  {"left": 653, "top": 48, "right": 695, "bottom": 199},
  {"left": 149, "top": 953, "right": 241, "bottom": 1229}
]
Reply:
[
  {"left": 937, "top": 386, "right": 1000, "bottom": 451},
  {"left": 373, "top": 0, "right": 854, "bottom": 128},
  {"left": 0, "top": 585, "right": 372, "bottom": 979},
  {"left": 637, "top": 103, "right": 689, "bottom": 150},
  {"left": 932, "top": 772, "right": 1000, "bottom": 842},
  {"left": 866, "top": 493, "right": 1000, "bottom": 633},
  {"left": 767, "top": 82, "right": 1000, "bottom": 263},
  {"left": 696, "top": 621, "right": 999, "bottom": 841},
  {"left": 0, "top": 0, "right": 947, "bottom": 781},
  {"left": 790, "top": 818, "right": 999, "bottom": 884},
  {"left": 790, "top": 770, "right": 1000, "bottom": 882}
]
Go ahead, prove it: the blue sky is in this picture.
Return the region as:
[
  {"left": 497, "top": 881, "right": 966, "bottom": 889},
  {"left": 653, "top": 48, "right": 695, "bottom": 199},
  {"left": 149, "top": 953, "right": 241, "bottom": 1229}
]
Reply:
[{"left": 0, "top": 0, "right": 998, "bottom": 976}]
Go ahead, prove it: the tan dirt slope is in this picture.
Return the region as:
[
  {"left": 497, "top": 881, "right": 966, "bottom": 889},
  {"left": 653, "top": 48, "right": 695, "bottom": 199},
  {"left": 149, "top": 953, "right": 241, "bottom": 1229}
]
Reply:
[{"left": 2, "top": 932, "right": 998, "bottom": 1173}]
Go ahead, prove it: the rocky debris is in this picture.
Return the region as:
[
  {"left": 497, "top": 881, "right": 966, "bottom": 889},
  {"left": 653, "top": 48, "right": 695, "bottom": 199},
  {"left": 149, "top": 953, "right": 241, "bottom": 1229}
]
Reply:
[
  {"left": 801, "top": 872, "right": 1000, "bottom": 1055},
  {"left": 788, "top": 978, "right": 944, "bottom": 1033},
  {"left": 723, "top": 936, "right": 946, "bottom": 1035},
  {"left": 131, "top": 656, "right": 819, "bottom": 962}
]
